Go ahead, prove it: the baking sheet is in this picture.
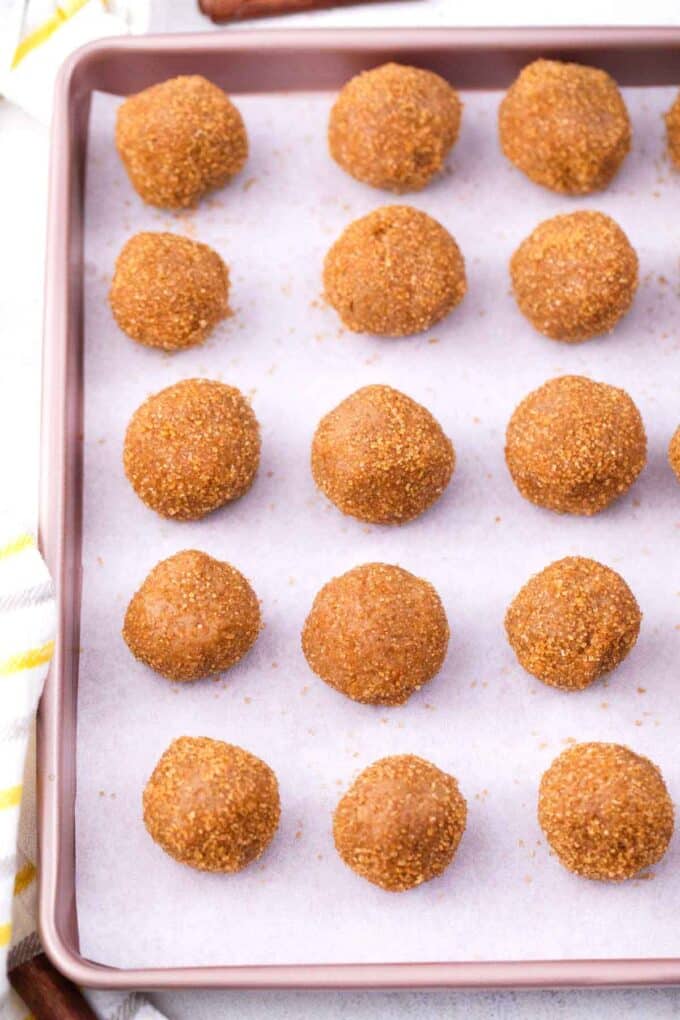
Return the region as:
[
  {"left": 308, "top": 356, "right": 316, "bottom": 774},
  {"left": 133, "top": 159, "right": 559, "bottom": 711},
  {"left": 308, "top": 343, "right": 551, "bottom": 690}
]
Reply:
[{"left": 78, "top": 84, "right": 680, "bottom": 969}]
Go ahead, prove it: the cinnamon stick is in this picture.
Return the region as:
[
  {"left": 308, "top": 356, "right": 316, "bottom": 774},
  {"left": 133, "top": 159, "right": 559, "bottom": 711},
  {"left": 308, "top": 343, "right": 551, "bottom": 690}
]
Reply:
[
  {"left": 9, "top": 953, "right": 98, "bottom": 1020},
  {"left": 199, "top": 0, "right": 407, "bottom": 24}
]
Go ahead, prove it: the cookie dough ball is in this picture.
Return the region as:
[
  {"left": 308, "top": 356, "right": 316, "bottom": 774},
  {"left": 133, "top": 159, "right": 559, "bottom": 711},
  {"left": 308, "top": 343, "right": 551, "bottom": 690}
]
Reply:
[
  {"left": 539, "top": 743, "right": 674, "bottom": 881},
  {"left": 116, "top": 75, "right": 248, "bottom": 208},
  {"left": 333, "top": 755, "right": 467, "bottom": 891},
  {"left": 505, "top": 557, "right": 640, "bottom": 691},
  {"left": 143, "top": 737, "right": 280, "bottom": 872},
  {"left": 124, "top": 378, "right": 260, "bottom": 520},
  {"left": 669, "top": 426, "right": 680, "bottom": 482},
  {"left": 328, "top": 62, "right": 462, "bottom": 192},
  {"left": 311, "top": 384, "right": 454, "bottom": 524},
  {"left": 109, "top": 232, "right": 230, "bottom": 351},
  {"left": 664, "top": 91, "right": 680, "bottom": 168},
  {"left": 302, "top": 563, "right": 449, "bottom": 705},
  {"left": 323, "top": 205, "right": 466, "bottom": 337},
  {"left": 124, "top": 550, "right": 260, "bottom": 682},
  {"left": 505, "top": 375, "right": 646, "bottom": 515},
  {"left": 499, "top": 59, "right": 631, "bottom": 194},
  {"left": 511, "top": 211, "right": 638, "bottom": 341}
]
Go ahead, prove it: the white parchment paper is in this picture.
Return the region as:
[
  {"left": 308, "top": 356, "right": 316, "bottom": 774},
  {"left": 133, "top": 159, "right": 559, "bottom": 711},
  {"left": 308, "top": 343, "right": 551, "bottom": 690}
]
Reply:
[{"left": 78, "top": 85, "right": 680, "bottom": 969}]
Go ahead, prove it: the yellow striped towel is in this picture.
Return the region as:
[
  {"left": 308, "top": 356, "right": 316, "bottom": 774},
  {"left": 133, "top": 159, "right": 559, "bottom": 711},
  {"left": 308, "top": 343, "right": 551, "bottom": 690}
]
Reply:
[
  {"left": 0, "top": 521, "right": 53, "bottom": 1019},
  {"left": 0, "top": 524, "right": 55, "bottom": 999},
  {"left": 0, "top": 0, "right": 150, "bottom": 124},
  {"left": 1, "top": 522, "right": 164, "bottom": 1019}
]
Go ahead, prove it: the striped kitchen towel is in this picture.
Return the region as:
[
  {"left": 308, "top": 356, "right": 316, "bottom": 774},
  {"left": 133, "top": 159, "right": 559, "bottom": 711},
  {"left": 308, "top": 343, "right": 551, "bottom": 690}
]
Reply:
[
  {"left": 0, "top": 0, "right": 150, "bottom": 123},
  {"left": 0, "top": 523, "right": 55, "bottom": 996},
  {"left": 0, "top": 520, "right": 165, "bottom": 1020}
]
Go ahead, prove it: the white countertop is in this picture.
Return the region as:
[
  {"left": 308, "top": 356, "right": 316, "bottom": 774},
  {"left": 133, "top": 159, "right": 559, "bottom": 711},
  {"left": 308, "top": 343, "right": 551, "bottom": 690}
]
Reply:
[{"left": 4, "top": 1, "right": 680, "bottom": 1015}]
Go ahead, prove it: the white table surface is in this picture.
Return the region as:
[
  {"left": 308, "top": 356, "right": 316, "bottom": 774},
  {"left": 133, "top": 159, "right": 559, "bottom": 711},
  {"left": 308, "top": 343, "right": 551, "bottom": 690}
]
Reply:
[{"left": 4, "top": 1, "right": 680, "bottom": 1015}]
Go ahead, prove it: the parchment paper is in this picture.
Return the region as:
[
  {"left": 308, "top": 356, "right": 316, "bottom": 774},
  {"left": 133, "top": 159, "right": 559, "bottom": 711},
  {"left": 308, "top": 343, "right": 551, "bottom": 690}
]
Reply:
[{"left": 78, "top": 85, "right": 680, "bottom": 968}]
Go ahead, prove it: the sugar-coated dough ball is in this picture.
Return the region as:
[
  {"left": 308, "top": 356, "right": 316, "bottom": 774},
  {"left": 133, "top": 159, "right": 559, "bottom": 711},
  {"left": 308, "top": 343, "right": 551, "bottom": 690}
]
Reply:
[
  {"left": 499, "top": 59, "right": 631, "bottom": 194},
  {"left": 143, "top": 737, "right": 280, "bottom": 872},
  {"left": 505, "top": 375, "right": 646, "bottom": 515},
  {"left": 311, "top": 384, "right": 454, "bottom": 524},
  {"left": 329, "top": 62, "right": 462, "bottom": 192},
  {"left": 116, "top": 75, "right": 247, "bottom": 208},
  {"left": 510, "top": 211, "right": 638, "bottom": 341},
  {"left": 302, "top": 562, "right": 449, "bottom": 705},
  {"left": 109, "top": 232, "right": 230, "bottom": 351},
  {"left": 124, "top": 550, "right": 260, "bottom": 682},
  {"left": 123, "top": 378, "right": 260, "bottom": 520},
  {"left": 505, "top": 557, "right": 640, "bottom": 691},
  {"left": 539, "top": 743, "right": 674, "bottom": 881},
  {"left": 668, "top": 425, "right": 680, "bottom": 483},
  {"left": 333, "top": 754, "right": 467, "bottom": 891},
  {"left": 664, "top": 91, "right": 680, "bottom": 168},
  {"left": 324, "top": 205, "right": 466, "bottom": 336}
]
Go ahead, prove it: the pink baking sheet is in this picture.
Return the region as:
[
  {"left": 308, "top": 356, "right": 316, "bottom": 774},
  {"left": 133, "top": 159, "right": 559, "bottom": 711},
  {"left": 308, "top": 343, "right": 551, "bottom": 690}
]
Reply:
[{"left": 73, "top": 77, "right": 680, "bottom": 973}]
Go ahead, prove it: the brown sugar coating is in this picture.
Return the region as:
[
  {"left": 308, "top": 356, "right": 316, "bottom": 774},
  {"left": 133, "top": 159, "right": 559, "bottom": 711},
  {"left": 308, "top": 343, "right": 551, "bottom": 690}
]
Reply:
[
  {"left": 109, "top": 232, "right": 230, "bottom": 351},
  {"left": 323, "top": 205, "right": 466, "bottom": 337},
  {"left": 143, "top": 737, "right": 280, "bottom": 872},
  {"left": 311, "top": 384, "right": 454, "bottom": 525},
  {"left": 538, "top": 743, "right": 674, "bottom": 881},
  {"left": 302, "top": 563, "right": 449, "bottom": 706},
  {"left": 333, "top": 754, "right": 467, "bottom": 891},
  {"left": 510, "top": 211, "right": 638, "bottom": 342},
  {"left": 505, "top": 557, "right": 641, "bottom": 692},
  {"left": 328, "top": 62, "right": 462, "bottom": 192},
  {"left": 123, "top": 550, "right": 261, "bottom": 682},
  {"left": 124, "top": 378, "right": 260, "bottom": 520},
  {"left": 505, "top": 375, "right": 646, "bottom": 515},
  {"left": 669, "top": 425, "right": 680, "bottom": 482},
  {"left": 664, "top": 91, "right": 680, "bottom": 168},
  {"left": 499, "top": 59, "right": 631, "bottom": 194},
  {"left": 116, "top": 75, "right": 248, "bottom": 208}
]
